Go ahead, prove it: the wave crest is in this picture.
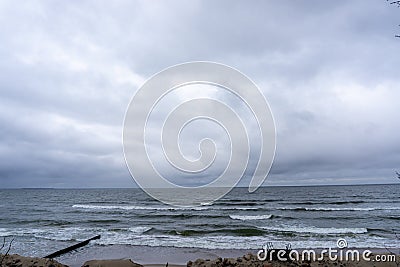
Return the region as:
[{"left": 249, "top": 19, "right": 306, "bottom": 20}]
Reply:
[{"left": 229, "top": 214, "right": 272, "bottom": 220}]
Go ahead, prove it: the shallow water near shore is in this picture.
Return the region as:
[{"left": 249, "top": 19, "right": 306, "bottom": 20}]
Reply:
[{"left": 0, "top": 184, "right": 399, "bottom": 263}]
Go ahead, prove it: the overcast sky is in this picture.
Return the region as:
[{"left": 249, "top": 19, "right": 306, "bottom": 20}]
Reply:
[{"left": 0, "top": 0, "right": 399, "bottom": 188}]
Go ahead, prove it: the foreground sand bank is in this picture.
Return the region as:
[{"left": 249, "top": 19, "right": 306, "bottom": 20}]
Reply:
[
  {"left": 2, "top": 250, "right": 399, "bottom": 267},
  {"left": 0, "top": 254, "right": 173, "bottom": 267},
  {"left": 0, "top": 254, "right": 67, "bottom": 267}
]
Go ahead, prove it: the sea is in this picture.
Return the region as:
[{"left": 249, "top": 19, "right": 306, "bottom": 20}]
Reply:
[{"left": 0, "top": 184, "right": 399, "bottom": 259}]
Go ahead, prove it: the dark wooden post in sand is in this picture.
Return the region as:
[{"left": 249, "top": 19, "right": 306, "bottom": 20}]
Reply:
[{"left": 44, "top": 235, "right": 101, "bottom": 258}]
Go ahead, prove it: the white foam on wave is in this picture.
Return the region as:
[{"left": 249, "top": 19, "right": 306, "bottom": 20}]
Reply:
[
  {"left": 229, "top": 214, "right": 272, "bottom": 220},
  {"left": 277, "top": 206, "right": 400, "bottom": 211},
  {"left": 129, "top": 226, "right": 152, "bottom": 234},
  {"left": 93, "top": 232, "right": 391, "bottom": 250},
  {"left": 0, "top": 227, "right": 85, "bottom": 241},
  {"left": 73, "top": 204, "right": 162, "bottom": 210},
  {"left": 223, "top": 207, "right": 261, "bottom": 210},
  {"left": 2, "top": 227, "right": 395, "bottom": 251},
  {"left": 34, "top": 227, "right": 89, "bottom": 241},
  {"left": 0, "top": 228, "right": 13, "bottom": 237},
  {"left": 72, "top": 204, "right": 209, "bottom": 211},
  {"left": 0, "top": 227, "right": 48, "bottom": 237},
  {"left": 0, "top": 226, "right": 152, "bottom": 241},
  {"left": 72, "top": 204, "right": 261, "bottom": 211},
  {"left": 260, "top": 225, "right": 368, "bottom": 234}
]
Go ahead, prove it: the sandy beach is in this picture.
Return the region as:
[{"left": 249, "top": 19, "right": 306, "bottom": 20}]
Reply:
[{"left": 55, "top": 245, "right": 255, "bottom": 266}]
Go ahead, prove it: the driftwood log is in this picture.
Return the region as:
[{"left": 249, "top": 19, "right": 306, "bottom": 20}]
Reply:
[{"left": 44, "top": 235, "right": 100, "bottom": 258}]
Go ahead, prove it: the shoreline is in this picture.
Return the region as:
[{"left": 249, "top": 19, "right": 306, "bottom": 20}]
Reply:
[
  {"left": 53, "top": 244, "right": 400, "bottom": 267},
  {"left": 57, "top": 244, "right": 256, "bottom": 266}
]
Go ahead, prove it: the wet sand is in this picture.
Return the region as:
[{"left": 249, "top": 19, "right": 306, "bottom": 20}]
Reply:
[{"left": 56, "top": 245, "right": 254, "bottom": 267}]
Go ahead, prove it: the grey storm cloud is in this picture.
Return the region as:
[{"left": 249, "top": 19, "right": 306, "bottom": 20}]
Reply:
[{"left": 0, "top": 0, "right": 399, "bottom": 188}]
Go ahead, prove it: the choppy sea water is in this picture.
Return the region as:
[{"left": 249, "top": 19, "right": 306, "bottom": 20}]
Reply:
[{"left": 0, "top": 185, "right": 399, "bottom": 258}]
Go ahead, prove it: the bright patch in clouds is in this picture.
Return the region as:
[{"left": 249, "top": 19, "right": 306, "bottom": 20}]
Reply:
[{"left": 0, "top": 1, "right": 399, "bottom": 188}]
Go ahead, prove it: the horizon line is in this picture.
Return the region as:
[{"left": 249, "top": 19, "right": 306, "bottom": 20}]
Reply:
[{"left": 1, "top": 182, "right": 399, "bottom": 190}]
